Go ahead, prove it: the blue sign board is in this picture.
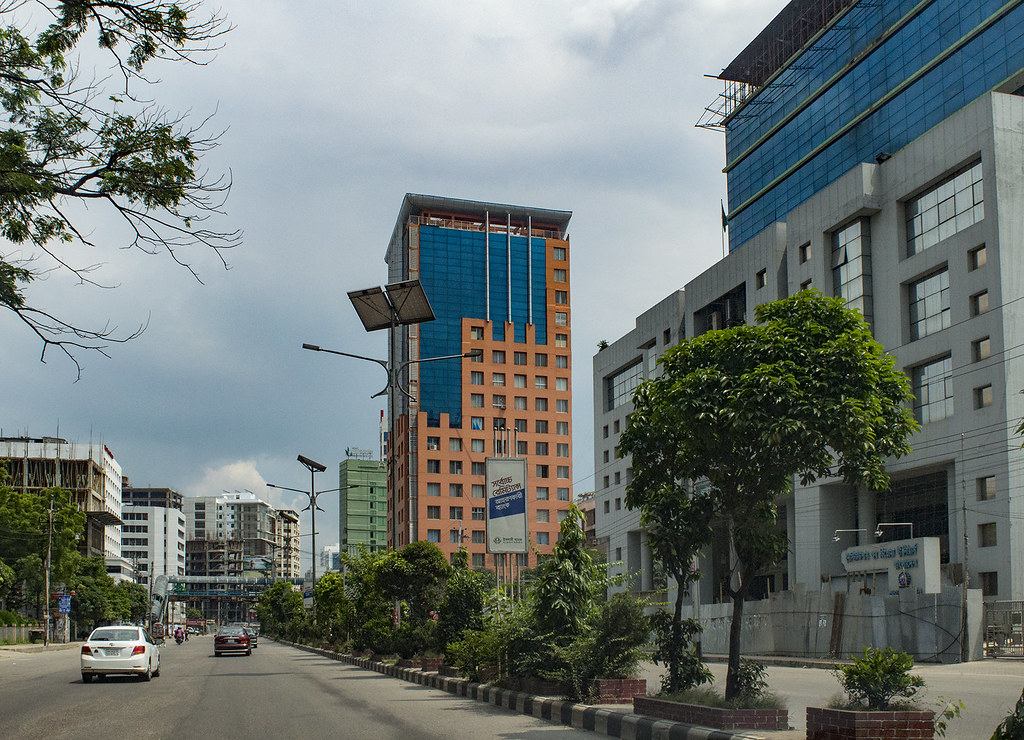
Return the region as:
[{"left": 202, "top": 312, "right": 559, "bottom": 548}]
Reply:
[{"left": 58, "top": 595, "right": 71, "bottom": 614}]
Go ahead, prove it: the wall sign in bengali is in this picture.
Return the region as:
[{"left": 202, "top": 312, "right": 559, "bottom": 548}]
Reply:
[
  {"left": 485, "top": 457, "right": 528, "bottom": 554},
  {"left": 840, "top": 536, "right": 940, "bottom": 595}
]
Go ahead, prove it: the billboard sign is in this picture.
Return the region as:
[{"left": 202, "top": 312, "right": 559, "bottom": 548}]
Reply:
[
  {"left": 840, "top": 536, "right": 940, "bottom": 595},
  {"left": 486, "top": 457, "right": 528, "bottom": 553}
]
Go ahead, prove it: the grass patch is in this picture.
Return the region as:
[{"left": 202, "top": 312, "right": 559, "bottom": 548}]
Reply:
[{"left": 657, "top": 686, "right": 787, "bottom": 711}]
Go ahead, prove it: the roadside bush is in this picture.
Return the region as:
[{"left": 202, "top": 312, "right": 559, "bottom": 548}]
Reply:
[
  {"left": 650, "top": 609, "right": 712, "bottom": 694},
  {"left": 991, "top": 687, "right": 1024, "bottom": 739},
  {"left": 0, "top": 609, "right": 29, "bottom": 625},
  {"left": 833, "top": 646, "right": 924, "bottom": 710},
  {"left": 734, "top": 660, "right": 769, "bottom": 702}
]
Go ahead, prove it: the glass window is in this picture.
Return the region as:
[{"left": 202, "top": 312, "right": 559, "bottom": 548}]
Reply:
[
  {"left": 553, "top": 247, "right": 566, "bottom": 260},
  {"left": 516, "top": 440, "right": 527, "bottom": 455},
  {"left": 536, "top": 465, "right": 549, "bottom": 478},
  {"left": 470, "top": 393, "right": 484, "bottom": 408},
  {"left": 514, "top": 374, "right": 527, "bottom": 387},
  {"left": 427, "top": 436, "right": 440, "bottom": 450},
  {"left": 557, "top": 509, "right": 568, "bottom": 522},
  {"left": 971, "top": 291, "right": 989, "bottom": 316},
  {"left": 555, "top": 377, "right": 568, "bottom": 391},
  {"left": 514, "top": 396, "right": 527, "bottom": 410},
  {"left": 980, "top": 571, "right": 998, "bottom": 597},
  {"left": 471, "top": 416, "right": 484, "bottom": 430},
  {"left": 471, "top": 461, "right": 485, "bottom": 476},
  {"left": 972, "top": 337, "right": 991, "bottom": 362},
  {"left": 557, "top": 443, "right": 569, "bottom": 457},
  {"left": 606, "top": 361, "right": 642, "bottom": 410},
  {"left": 912, "top": 355, "right": 953, "bottom": 424},
  {"left": 974, "top": 384, "right": 993, "bottom": 409},
  {"left": 427, "top": 506, "right": 440, "bottom": 519},
  {"left": 492, "top": 350, "right": 505, "bottom": 364},
  {"left": 535, "top": 353, "right": 547, "bottom": 367},
  {"left": 557, "top": 488, "right": 569, "bottom": 501},
  {"left": 472, "top": 552, "right": 485, "bottom": 567},
  {"left": 449, "top": 438, "right": 462, "bottom": 451},
  {"left": 977, "top": 475, "right": 996, "bottom": 501},
  {"left": 535, "top": 442, "right": 548, "bottom": 456},
  {"left": 514, "top": 351, "right": 527, "bottom": 365},
  {"left": 470, "top": 351, "right": 483, "bottom": 363},
  {"left": 537, "top": 509, "right": 549, "bottom": 522},
  {"left": 449, "top": 507, "right": 463, "bottom": 520},
  {"left": 536, "top": 420, "right": 548, "bottom": 433},
  {"left": 537, "top": 532, "right": 550, "bottom": 545},
  {"left": 449, "top": 460, "right": 462, "bottom": 474},
  {"left": 556, "top": 421, "right": 569, "bottom": 435},
  {"left": 449, "top": 530, "right": 461, "bottom": 544},
  {"left": 832, "top": 218, "right": 873, "bottom": 323},
  {"left": 555, "top": 355, "right": 568, "bottom": 368},
  {"left": 427, "top": 529, "right": 440, "bottom": 543},
  {"left": 979, "top": 522, "right": 997, "bottom": 548},
  {"left": 492, "top": 373, "right": 505, "bottom": 386},
  {"left": 535, "top": 397, "right": 548, "bottom": 411},
  {"left": 470, "top": 326, "right": 484, "bottom": 340},
  {"left": 472, "top": 506, "right": 485, "bottom": 520},
  {"left": 472, "top": 484, "right": 485, "bottom": 498},
  {"left": 969, "top": 245, "right": 987, "bottom": 271},
  {"left": 471, "top": 439, "right": 485, "bottom": 453},
  {"left": 427, "top": 459, "right": 440, "bottom": 474},
  {"left": 471, "top": 530, "right": 486, "bottom": 544},
  {"left": 536, "top": 487, "right": 549, "bottom": 500},
  {"left": 555, "top": 312, "right": 568, "bottom": 326},
  {"left": 555, "top": 290, "right": 568, "bottom": 304},
  {"left": 799, "top": 242, "right": 811, "bottom": 263},
  {"left": 555, "top": 333, "right": 568, "bottom": 348},
  {"left": 428, "top": 482, "right": 441, "bottom": 497},
  {"left": 492, "top": 394, "right": 506, "bottom": 408},
  {"left": 557, "top": 466, "right": 569, "bottom": 479},
  {"left": 906, "top": 161, "right": 983, "bottom": 255},
  {"left": 449, "top": 483, "right": 463, "bottom": 497},
  {"left": 535, "top": 375, "right": 548, "bottom": 389},
  {"left": 514, "top": 418, "right": 527, "bottom": 433},
  {"left": 756, "top": 269, "right": 767, "bottom": 289},
  {"left": 553, "top": 269, "right": 566, "bottom": 282},
  {"left": 556, "top": 398, "right": 568, "bottom": 413},
  {"left": 908, "top": 269, "right": 950, "bottom": 341}
]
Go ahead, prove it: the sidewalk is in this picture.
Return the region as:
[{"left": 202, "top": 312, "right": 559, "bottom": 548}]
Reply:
[{"left": 0, "top": 641, "right": 81, "bottom": 655}]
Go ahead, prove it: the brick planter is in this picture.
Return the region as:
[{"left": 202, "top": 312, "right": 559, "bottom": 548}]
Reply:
[
  {"left": 395, "top": 658, "right": 420, "bottom": 668},
  {"left": 807, "top": 706, "right": 934, "bottom": 739},
  {"left": 633, "top": 696, "right": 789, "bottom": 731},
  {"left": 590, "top": 678, "right": 646, "bottom": 704},
  {"left": 419, "top": 657, "right": 444, "bottom": 672},
  {"left": 438, "top": 664, "right": 460, "bottom": 677}
]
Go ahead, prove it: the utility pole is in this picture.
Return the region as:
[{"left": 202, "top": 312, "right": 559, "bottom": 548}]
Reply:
[
  {"left": 43, "top": 496, "right": 54, "bottom": 647},
  {"left": 960, "top": 433, "right": 970, "bottom": 662}
]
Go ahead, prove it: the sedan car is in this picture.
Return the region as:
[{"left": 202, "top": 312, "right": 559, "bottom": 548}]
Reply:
[
  {"left": 81, "top": 626, "right": 161, "bottom": 682},
  {"left": 243, "top": 625, "right": 258, "bottom": 649},
  {"left": 214, "top": 626, "right": 251, "bottom": 656}
]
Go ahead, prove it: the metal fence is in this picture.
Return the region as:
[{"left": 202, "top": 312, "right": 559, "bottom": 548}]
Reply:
[{"left": 984, "top": 600, "right": 1024, "bottom": 657}]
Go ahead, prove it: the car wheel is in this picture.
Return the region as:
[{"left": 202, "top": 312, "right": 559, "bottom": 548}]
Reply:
[
  {"left": 215, "top": 651, "right": 221, "bottom": 656},
  {"left": 152, "top": 663, "right": 160, "bottom": 678},
  {"left": 140, "top": 663, "right": 152, "bottom": 682},
  {"left": 246, "top": 648, "right": 252, "bottom": 655},
  {"left": 82, "top": 672, "right": 92, "bottom": 683}
]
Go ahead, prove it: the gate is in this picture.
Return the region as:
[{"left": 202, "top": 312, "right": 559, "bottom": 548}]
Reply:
[{"left": 984, "top": 600, "right": 1024, "bottom": 657}]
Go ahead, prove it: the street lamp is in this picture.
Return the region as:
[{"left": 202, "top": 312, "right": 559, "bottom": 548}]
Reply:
[{"left": 304, "top": 278, "right": 481, "bottom": 549}]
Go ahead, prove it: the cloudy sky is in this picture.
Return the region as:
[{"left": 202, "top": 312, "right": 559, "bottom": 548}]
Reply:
[{"left": 2, "top": 0, "right": 786, "bottom": 571}]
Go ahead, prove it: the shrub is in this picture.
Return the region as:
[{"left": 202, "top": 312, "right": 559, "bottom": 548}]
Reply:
[
  {"left": 833, "top": 646, "right": 924, "bottom": 710},
  {"left": 990, "top": 687, "right": 1024, "bottom": 739},
  {"left": 659, "top": 685, "right": 787, "bottom": 710},
  {"left": 734, "top": 660, "right": 769, "bottom": 702},
  {"left": 650, "top": 610, "right": 712, "bottom": 694}
]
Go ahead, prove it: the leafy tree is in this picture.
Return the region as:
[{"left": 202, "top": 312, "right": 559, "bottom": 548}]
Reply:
[
  {"left": 255, "top": 580, "right": 302, "bottom": 639},
  {"left": 69, "top": 555, "right": 115, "bottom": 634},
  {"left": 314, "top": 572, "right": 353, "bottom": 645},
  {"left": 531, "top": 504, "right": 603, "bottom": 637},
  {"left": 436, "top": 548, "right": 490, "bottom": 661},
  {"left": 185, "top": 606, "right": 202, "bottom": 619},
  {"left": 0, "top": 0, "right": 239, "bottom": 373},
  {"left": 619, "top": 291, "right": 917, "bottom": 700},
  {"left": 109, "top": 580, "right": 148, "bottom": 623},
  {"left": 341, "top": 546, "right": 391, "bottom": 652}
]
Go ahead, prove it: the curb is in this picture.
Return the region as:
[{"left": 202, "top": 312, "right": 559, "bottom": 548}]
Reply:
[
  {"left": 0, "top": 641, "right": 81, "bottom": 654},
  {"left": 280, "top": 641, "right": 766, "bottom": 740}
]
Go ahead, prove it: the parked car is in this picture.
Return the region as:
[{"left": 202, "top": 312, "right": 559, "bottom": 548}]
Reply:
[
  {"left": 214, "top": 626, "right": 251, "bottom": 656},
  {"left": 81, "top": 625, "right": 162, "bottom": 682}
]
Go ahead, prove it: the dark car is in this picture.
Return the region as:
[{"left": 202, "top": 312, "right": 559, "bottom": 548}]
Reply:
[
  {"left": 243, "top": 625, "right": 258, "bottom": 649},
  {"left": 214, "top": 626, "right": 251, "bottom": 656}
]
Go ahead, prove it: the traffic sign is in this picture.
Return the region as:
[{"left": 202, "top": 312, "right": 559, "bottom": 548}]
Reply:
[{"left": 58, "top": 595, "right": 71, "bottom": 614}]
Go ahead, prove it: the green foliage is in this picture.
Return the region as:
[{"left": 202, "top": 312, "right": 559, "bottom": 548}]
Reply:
[
  {"left": 0, "top": 1, "right": 238, "bottom": 370},
  {"left": 649, "top": 609, "right": 712, "bottom": 694},
  {"left": 659, "top": 685, "right": 787, "bottom": 711},
  {"left": 437, "top": 548, "right": 489, "bottom": 662},
  {"left": 256, "top": 580, "right": 303, "bottom": 639},
  {"left": 186, "top": 607, "right": 203, "bottom": 619},
  {"left": 990, "top": 688, "right": 1024, "bottom": 740},
  {"left": 733, "top": 660, "right": 769, "bottom": 701},
  {"left": 0, "top": 609, "right": 32, "bottom": 625},
  {"left": 446, "top": 591, "right": 534, "bottom": 682},
  {"left": 109, "top": 581, "right": 148, "bottom": 623},
  {"left": 619, "top": 291, "right": 918, "bottom": 699},
  {"left": 834, "top": 646, "right": 925, "bottom": 710},
  {"left": 314, "top": 572, "right": 354, "bottom": 645},
  {"left": 69, "top": 556, "right": 119, "bottom": 634},
  {"left": 933, "top": 696, "right": 964, "bottom": 738}
]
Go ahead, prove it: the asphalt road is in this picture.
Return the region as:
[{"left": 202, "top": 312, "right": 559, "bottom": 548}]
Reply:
[{"left": 0, "top": 637, "right": 601, "bottom": 740}]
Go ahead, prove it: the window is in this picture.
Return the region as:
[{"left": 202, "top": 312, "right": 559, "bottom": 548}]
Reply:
[
  {"left": 602, "top": 450, "right": 609, "bottom": 463},
  {"left": 798, "top": 242, "right": 811, "bottom": 263},
  {"left": 513, "top": 396, "right": 526, "bottom": 410},
  {"left": 535, "top": 397, "right": 548, "bottom": 412},
  {"left": 536, "top": 487, "right": 549, "bottom": 500},
  {"left": 472, "top": 484, "right": 485, "bottom": 498},
  {"left": 471, "top": 416, "right": 484, "bottom": 430},
  {"left": 906, "top": 160, "right": 984, "bottom": 255},
  {"left": 472, "top": 553, "right": 486, "bottom": 567},
  {"left": 555, "top": 377, "right": 568, "bottom": 391},
  {"left": 470, "top": 370, "right": 483, "bottom": 385},
  {"left": 449, "top": 438, "right": 462, "bottom": 451},
  {"left": 427, "top": 529, "right": 440, "bottom": 543},
  {"left": 553, "top": 247, "right": 566, "bottom": 260},
  {"left": 535, "top": 442, "right": 548, "bottom": 456},
  {"left": 615, "top": 497, "right": 622, "bottom": 510},
  {"left": 912, "top": 356, "right": 953, "bottom": 423},
  {"left": 514, "top": 418, "right": 527, "bottom": 433},
  {"left": 537, "top": 532, "right": 550, "bottom": 546},
  {"left": 969, "top": 245, "right": 987, "bottom": 271},
  {"left": 492, "top": 394, "right": 506, "bottom": 409},
  {"left": 553, "top": 269, "right": 566, "bottom": 282},
  {"left": 471, "top": 530, "right": 486, "bottom": 544},
  {"left": 472, "top": 439, "right": 485, "bottom": 453},
  {"left": 556, "top": 399, "right": 568, "bottom": 413},
  {"left": 972, "top": 337, "right": 991, "bottom": 362},
  {"left": 664, "top": 328, "right": 672, "bottom": 345},
  {"left": 557, "top": 466, "right": 569, "bottom": 479},
  {"left": 492, "top": 350, "right": 505, "bottom": 364},
  {"left": 603, "top": 500, "right": 610, "bottom": 513},
  {"left": 980, "top": 571, "right": 998, "bottom": 597},
  {"left": 557, "top": 488, "right": 569, "bottom": 501},
  {"left": 427, "top": 506, "right": 440, "bottom": 519},
  {"left": 555, "top": 333, "right": 568, "bottom": 347},
  {"left": 471, "top": 462, "right": 485, "bottom": 476},
  {"left": 555, "top": 312, "right": 568, "bottom": 326},
  {"left": 557, "top": 509, "right": 568, "bottom": 522},
  {"left": 832, "top": 218, "right": 873, "bottom": 323},
  {"left": 800, "top": 279, "right": 812, "bottom": 291},
  {"left": 492, "top": 373, "right": 505, "bottom": 386},
  {"left": 555, "top": 354, "right": 568, "bottom": 369},
  {"left": 537, "top": 509, "right": 549, "bottom": 523},
  {"left": 514, "top": 351, "right": 527, "bottom": 365},
  {"left": 974, "top": 384, "right": 993, "bottom": 409},
  {"left": 555, "top": 290, "right": 568, "bottom": 304},
  {"left": 556, "top": 421, "right": 569, "bottom": 435},
  {"left": 603, "top": 475, "right": 609, "bottom": 489},
  {"left": 535, "top": 375, "right": 547, "bottom": 389},
  {"left": 979, "top": 522, "right": 997, "bottom": 547},
  {"left": 470, "top": 326, "right": 484, "bottom": 340},
  {"left": 470, "top": 351, "right": 483, "bottom": 363},
  {"left": 449, "top": 483, "right": 463, "bottom": 497},
  {"left": 449, "top": 507, "right": 463, "bottom": 520},
  {"left": 470, "top": 393, "right": 484, "bottom": 408},
  {"left": 614, "top": 420, "right": 620, "bottom": 433},
  {"left": 449, "top": 460, "right": 463, "bottom": 474},
  {"left": 449, "top": 530, "right": 461, "bottom": 544},
  {"left": 427, "top": 459, "right": 441, "bottom": 474},
  {"left": 427, "top": 482, "right": 441, "bottom": 497},
  {"left": 535, "top": 353, "right": 547, "bottom": 367},
  {"left": 756, "top": 268, "right": 767, "bottom": 289},
  {"left": 472, "top": 506, "right": 485, "bottom": 520},
  {"left": 908, "top": 269, "right": 950, "bottom": 341},
  {"left": 427, "top": 436, "right": 440, "bottom": 450},
  {"left": 535, "top": 420, "right": 548, "bottom": 434},
  {"left": 971, "top": 290, "right": 989, "bottom": 316},
  {"left": 536, "top": 465, "right": 549, "bottom": 478},
  {"left": 516, "top": 440, "right": 528, "bottom": 455},
  {"left": 557, "top": 443, "right": 569, "bottom": 457},
  {"left": 615, "top": 547, "right": 622, "bottom": 561},
  {"left": 514, "top": 374, "right": 527, "bottom": 388},
  {"left": 977, "top": 475, "right": 996, "bottom": 501},
  {"left": 605, "top": 361, "right": 642, "bottom": 411},
  {"left": 614, "top": 471, "right": 621, "bottom": 484},
  {"left": 603, "top": 425, "right": 609, "bottom": 438}
]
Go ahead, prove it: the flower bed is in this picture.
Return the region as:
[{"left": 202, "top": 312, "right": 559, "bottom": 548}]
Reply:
[
  {"left": 633, "top": 696, "right": 788, "bottom": 731},
  {"left": 806, "top": 706, "right": 934, "bottom": 739}
]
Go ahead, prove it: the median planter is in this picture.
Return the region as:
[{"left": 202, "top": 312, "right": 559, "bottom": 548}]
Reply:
[
  {"left": 590, "top": 678, "right": 646, "bottom": 704},
  {"left": 419, "top": 657, "right": 443, "bottom": 672},
  {"left": 633, "top": 696, "right": 788, "bottom": 732},
  {"left": 807, "top": 706, "right": 934, "bottom": 739}
]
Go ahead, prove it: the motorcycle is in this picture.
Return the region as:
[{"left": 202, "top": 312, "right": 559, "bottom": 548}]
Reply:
[{"left": 174, "top": 633, "right": 183, "bottom": 645}]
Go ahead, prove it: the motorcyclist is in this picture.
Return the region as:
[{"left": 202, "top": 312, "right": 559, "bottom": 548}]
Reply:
[{"left": 174, "top": 626, "right": 184, "bottom": 644}]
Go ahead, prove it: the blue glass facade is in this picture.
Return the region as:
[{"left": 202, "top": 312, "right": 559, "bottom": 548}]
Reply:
[
  {"left": 726, "top": 0, "right": 1024, "bottom": 249},
  {"left": 417, "top": 225, "right": 548, "bottom": 420}
]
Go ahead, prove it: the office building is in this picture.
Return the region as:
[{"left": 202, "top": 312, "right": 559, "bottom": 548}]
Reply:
[
  {"left": 121, "top": 505, "right": 186, "bottom": 586},
  {"left": 339, "top": 457, "right": 387, "bottom": 557},
  {"left": 385, "top": 194, "right": 575, "bottom": 567}
]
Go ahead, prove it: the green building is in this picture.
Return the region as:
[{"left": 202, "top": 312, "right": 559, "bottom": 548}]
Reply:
[{"left": 339, "top": 458, "right": 387, "bottom": 556}]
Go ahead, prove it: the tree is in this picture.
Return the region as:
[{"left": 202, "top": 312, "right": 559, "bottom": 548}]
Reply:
[
  {"left": 619, "top": 290, "right": 917, "bottom": 700},
  {"left": 436, "top": 548, "right": 489, "bottom": 661},
  {"left": 255, "top": 580, "right": 302, "bottom": 639},
  {"left": 314, "top": 572, "right": 353, "bottom": 645},
  {"left": 69, "top": 555, "right": 115, "bottom": 634},
  {"left": 0, "top": 1, "right": 239, "bottom": 373},
  {"left": 109, "top": 580, "right": 148, "bottom": 623}
]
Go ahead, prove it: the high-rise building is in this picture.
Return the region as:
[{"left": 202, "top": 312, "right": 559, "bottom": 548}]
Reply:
[
  {"left": 121, "top": 505, "right": 186, "bottom": 586},
  {"left": 385, "top": 194, "right": 575, "bottom": 567},
  {"left": 597, "top": 0, "right": 1024, "bottom": 652},
  {"left": 339, "top": 457, "right": 387, "bottom": 556}
]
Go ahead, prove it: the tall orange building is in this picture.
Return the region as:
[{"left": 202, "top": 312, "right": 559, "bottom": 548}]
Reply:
[{"left": 385, "top": 194, "right": 573, "bottom": 568}]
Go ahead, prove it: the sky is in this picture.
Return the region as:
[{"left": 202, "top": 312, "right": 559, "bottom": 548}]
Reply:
[{"left": 2, "top": 0, "right": 787, "bottom": 572}]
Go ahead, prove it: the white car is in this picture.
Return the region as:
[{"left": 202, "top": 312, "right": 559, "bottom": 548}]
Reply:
[{"left": 81, "top": 626, "right": 162, "bottom": 682}]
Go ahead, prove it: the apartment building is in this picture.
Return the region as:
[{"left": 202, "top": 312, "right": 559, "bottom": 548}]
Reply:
[{"left": 339, "top": 457, "right": 387, "bottom": 556}]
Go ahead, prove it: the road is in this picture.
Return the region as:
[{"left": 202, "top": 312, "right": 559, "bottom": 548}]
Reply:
[{"left": 0, "top": 637, "right": 601, "bottom": 740}]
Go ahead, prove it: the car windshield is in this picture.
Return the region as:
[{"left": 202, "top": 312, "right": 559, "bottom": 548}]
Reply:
[
  {"left": 90, "top": 628, "right": 140, "bottom": 642},
  {"left": 219, "top": 627, "right": 244, "bottom": 635}
]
